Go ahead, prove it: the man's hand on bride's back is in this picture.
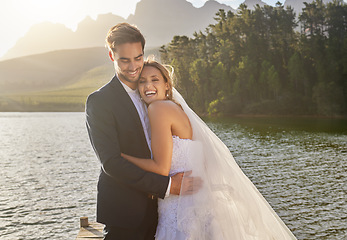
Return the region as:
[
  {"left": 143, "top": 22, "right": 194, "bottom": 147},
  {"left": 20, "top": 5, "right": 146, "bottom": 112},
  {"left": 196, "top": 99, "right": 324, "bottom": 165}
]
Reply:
[{"left": 170, "top": 171, "right": 203, "bottom": 195}]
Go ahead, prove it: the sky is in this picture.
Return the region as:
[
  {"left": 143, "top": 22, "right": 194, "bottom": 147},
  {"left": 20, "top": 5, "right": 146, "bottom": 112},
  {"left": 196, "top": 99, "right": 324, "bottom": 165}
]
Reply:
[{"left": 0, "top": 0, "right": 305, "bottom": 59}]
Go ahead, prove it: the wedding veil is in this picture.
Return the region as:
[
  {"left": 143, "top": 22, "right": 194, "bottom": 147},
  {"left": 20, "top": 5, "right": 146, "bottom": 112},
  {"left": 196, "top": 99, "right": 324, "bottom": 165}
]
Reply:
[{"left": 172, "top": 88, "right": 297, "bottom": 240}]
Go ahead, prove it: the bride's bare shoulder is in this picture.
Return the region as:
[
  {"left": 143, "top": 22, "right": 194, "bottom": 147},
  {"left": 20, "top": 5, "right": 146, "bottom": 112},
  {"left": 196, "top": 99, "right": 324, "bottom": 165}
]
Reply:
[{"left": 147, "top": 100, "right": 182, "bottom": 118}]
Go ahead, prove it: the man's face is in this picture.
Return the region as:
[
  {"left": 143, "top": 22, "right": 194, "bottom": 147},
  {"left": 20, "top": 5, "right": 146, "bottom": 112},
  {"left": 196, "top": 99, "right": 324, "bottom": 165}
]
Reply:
[{"left": 112, "top": 42, "right": 144, "bottom": 89}]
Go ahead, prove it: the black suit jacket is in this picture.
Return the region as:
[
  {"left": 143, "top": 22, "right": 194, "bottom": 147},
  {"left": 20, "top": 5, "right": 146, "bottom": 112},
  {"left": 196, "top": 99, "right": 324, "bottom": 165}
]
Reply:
[{"left": 86, "top": 75, "right": 170, "bottom": 228}]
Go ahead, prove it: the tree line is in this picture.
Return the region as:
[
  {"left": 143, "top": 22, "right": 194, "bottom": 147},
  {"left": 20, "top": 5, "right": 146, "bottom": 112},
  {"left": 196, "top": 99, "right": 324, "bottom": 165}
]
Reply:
[{"left": 160, "top": 0, "right": 347, "bottom": 117}]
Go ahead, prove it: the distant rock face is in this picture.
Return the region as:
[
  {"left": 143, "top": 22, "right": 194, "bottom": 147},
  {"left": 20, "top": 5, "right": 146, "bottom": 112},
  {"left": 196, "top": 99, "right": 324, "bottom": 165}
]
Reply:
[
  {"left": 3, "top": 22, "right": 74, "bottom": 60},
  {"left": 73, "top": 14, "right": 125, "bottom": 48},
  {"left": 242, "top": 0, "right": 267, "bottom": 10},
  {"left": 2, "top": 0, "right": 234, "bottom": 60},
  {"left": 128, "top": 0, "right": 234, "bottom": 48}
]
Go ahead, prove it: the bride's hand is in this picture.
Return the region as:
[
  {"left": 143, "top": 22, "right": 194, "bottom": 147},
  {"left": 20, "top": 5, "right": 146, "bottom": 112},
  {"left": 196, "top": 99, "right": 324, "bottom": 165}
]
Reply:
[{"left": 170, "top": 171, "right": 203, "bottom": 195}]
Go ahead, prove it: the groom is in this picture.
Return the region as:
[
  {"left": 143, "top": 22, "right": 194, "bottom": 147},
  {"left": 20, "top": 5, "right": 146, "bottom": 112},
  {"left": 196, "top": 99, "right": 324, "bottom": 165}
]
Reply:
[{"left": 86, "top": 23, "right": 194, "bottom": 240}]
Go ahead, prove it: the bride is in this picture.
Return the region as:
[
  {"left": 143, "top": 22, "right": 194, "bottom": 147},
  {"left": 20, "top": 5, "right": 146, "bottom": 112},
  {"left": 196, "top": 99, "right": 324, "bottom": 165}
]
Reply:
[{"left": 121, "top": 59, "right": 297, "bottom": 240}]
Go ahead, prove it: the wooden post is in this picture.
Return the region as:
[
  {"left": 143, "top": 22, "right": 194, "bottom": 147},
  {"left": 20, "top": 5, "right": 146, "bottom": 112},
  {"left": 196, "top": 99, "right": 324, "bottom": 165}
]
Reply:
[
  {"left": 80, "top": 217, "right": 89, "bottom": 227},
  {"left": 76, "top": 217, "right": 104, "bottom": 239},
  {"left": 76, "top": 217, "right": 104, "bottom": 240}
]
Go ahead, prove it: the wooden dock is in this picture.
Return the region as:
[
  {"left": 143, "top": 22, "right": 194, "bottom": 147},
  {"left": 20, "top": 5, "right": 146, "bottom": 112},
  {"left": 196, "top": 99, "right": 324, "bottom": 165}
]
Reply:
[{"left": 76, "top": 217, "right": 104, "bottom": 239}]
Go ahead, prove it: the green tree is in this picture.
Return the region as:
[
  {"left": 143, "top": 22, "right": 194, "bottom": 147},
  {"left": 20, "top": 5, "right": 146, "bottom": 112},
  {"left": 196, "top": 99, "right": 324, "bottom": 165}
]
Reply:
[
  {"left": 189, "top": 59, "right": 210, "bottom": 112},
  {"left": 161, "top": 1, "right": 347, "bottom": 116}
]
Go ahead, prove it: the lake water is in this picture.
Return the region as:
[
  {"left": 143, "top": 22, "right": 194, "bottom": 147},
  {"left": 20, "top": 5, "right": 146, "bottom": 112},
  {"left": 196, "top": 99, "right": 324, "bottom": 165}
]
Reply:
[{"left": 0, "top": 112, "right": 346, "bottom": 239}]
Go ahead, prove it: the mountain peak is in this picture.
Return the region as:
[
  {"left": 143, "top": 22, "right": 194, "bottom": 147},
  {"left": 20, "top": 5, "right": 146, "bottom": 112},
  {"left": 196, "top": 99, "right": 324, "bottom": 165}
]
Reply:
[
  {"left": 203, "top": 0, "right": 230, "bottom": 8},
  {"left": 243, "top": 0, "right": 267, "bottom": 9},
  {"left": 200, "top": 0, "right": 235, "bottom": 14}
]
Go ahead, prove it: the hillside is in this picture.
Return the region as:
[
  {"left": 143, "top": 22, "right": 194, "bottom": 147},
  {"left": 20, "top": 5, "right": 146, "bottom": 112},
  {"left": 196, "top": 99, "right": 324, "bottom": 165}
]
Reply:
[
  {"left": 0, "top": 46, "right": 160, "bottom": 112},
  {"left": 0, "top": 65, "right": 114, "bottom": 112},
  {"left": 0, "top": 47, "right": 111, "bottom": 94},
  {"left": 0, "top": 47, "right": 113, "bottom": 111}
]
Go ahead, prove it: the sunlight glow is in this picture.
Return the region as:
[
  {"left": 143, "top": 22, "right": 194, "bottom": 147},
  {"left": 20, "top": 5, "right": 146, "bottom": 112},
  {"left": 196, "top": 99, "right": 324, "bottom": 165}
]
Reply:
[
  {"left": 0, "top": 0, "right": 141, "bottom": 58},
  {"left": 1, "top": 0, "right": 345, "bottom": 59}
]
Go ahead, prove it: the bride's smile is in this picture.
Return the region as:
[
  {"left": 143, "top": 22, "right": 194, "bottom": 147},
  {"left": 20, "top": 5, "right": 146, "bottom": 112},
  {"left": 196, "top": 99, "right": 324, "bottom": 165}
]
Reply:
[{"left": 138, "top": 66, "right": 169, "bottom": 105}]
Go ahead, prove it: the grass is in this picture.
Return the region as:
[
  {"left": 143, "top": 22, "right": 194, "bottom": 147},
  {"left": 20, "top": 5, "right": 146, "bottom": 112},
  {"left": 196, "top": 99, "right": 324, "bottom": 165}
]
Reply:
[{"left": 0, "top": 65, "right": 114, "bottom": 112}]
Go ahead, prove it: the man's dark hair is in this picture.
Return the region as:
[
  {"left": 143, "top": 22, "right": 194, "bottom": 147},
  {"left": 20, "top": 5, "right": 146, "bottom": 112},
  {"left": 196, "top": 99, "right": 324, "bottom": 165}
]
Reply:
[{"left": 106, "top": 23, "right": 145, "bottom": 53}]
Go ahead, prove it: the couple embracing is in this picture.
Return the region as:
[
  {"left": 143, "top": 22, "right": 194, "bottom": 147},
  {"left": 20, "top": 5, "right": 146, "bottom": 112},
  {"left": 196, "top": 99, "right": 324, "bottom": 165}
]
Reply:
[{"left": 86, "top": 23, "right": 296, "bottom": 240}]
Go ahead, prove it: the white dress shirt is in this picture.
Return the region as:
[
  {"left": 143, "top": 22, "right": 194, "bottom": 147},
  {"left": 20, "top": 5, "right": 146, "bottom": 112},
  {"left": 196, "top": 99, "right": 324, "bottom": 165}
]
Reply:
[{"left": 118, "top": 78, "right": 171, "bottom": 197}]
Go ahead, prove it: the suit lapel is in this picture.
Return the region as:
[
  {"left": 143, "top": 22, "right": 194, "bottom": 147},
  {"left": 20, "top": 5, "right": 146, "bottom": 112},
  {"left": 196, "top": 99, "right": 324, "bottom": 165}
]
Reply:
[{"left": 110, "top": 75, "right": 149, "bottom": 147}]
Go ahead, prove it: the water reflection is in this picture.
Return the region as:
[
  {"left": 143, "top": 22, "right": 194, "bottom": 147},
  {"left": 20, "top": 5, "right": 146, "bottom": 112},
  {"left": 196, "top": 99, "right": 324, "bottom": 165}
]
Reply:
[
  {"left": 205, "top": 116, "right": 347, "bottom": 240},
  {"left": 0, "top": 113, "right": 99, "bottom": 239},
  {"left": 0, "top": 113, "right": 346, "bottom": 239},
  {"left": 207, "top": 116, "right": 347, "bottom": 134}
]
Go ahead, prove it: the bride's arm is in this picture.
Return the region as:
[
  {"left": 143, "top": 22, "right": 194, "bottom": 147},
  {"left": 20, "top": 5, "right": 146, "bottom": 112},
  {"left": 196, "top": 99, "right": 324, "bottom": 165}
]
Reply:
[
  {"left": 120, "top": 153, "right": 166, "bottom": 175},
  {"left": 121, "top": 102, "right": 173, "bottom": 176}
]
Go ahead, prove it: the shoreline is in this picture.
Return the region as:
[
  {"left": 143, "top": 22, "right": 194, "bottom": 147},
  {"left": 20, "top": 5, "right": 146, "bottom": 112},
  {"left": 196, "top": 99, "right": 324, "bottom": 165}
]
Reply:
[
  {"left": 1, "top": 110, "right": 346, "bottom": 120},
  {"left": 202, "top": 113, "right": 347, "bottom": 120},
  {"left": 230, "top": 114, "right": 347, "bottom": 120}
]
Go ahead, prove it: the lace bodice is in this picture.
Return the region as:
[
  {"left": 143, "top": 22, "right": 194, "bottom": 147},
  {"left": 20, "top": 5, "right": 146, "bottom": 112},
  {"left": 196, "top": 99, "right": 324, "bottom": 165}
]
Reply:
[
  {"left": 155, "top": 136, "right": 199, "bottom": 240},
  {"left": 168, "top": 136, "right": 194, "bottom": 176}
]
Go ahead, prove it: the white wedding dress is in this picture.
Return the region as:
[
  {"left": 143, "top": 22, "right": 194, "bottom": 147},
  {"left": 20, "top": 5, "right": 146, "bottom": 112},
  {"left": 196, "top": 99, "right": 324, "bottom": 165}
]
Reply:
[
  {"left": 154, "top": 89, "right": 297, "bottom": 240},
  {"left": 155, "top": 136, "right": 205, "bottom": 240}
]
